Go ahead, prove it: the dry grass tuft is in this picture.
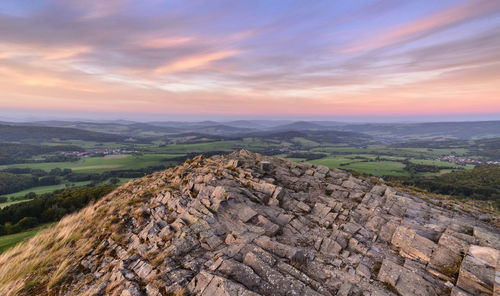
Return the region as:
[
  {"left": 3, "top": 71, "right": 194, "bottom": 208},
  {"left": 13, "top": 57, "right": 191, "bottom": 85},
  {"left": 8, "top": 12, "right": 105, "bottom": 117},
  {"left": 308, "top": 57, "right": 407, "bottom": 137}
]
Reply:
[{"left": 0, "top": 185, "right": 129, "bottom": 296}]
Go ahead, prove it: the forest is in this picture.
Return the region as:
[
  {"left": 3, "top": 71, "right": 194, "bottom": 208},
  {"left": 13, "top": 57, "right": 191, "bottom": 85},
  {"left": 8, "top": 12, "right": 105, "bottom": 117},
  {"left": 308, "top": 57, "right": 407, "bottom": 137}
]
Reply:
[
  {"left": 0, "top": 165, "right": 168, "bottom": 195},
  {"left": 0, "top": 186, "right": 116, "bottom": 235},
  {"left": 386, "top": 165, "right": 500, "bottom": 209},
  {"left": 0, "top": 142, "right": 82, "bottom": 164}
]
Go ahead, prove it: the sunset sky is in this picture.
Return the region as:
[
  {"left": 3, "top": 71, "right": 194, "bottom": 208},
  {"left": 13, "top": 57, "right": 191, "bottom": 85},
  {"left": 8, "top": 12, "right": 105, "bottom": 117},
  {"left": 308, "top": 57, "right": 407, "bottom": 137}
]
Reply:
[{"left": 0, "top": 0, "right": 499, "bottom": 121}]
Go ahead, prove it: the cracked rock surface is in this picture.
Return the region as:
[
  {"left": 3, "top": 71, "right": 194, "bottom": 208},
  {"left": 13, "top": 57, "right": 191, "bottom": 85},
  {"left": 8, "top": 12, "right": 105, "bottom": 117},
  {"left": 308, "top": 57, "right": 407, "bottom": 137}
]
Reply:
[{"left": 2, "top": 151, "right": 499, "bottom": 296}]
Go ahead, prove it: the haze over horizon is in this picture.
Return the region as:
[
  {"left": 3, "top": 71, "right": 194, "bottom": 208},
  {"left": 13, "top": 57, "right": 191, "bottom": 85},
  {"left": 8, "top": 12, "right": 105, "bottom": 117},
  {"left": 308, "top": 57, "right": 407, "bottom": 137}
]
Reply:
[
  {"left": 1, "top": 0, "right": 499, "bottom": 120},
  {"left": 1, "top": 110, "right": 500, "bottom": 123}
]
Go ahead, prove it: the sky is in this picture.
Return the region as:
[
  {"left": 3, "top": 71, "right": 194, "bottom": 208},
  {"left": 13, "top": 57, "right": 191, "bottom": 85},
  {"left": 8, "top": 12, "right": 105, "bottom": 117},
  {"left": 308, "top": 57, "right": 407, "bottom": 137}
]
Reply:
[{"left": 0, "top": 0, "right": 499, "bottom": 122}]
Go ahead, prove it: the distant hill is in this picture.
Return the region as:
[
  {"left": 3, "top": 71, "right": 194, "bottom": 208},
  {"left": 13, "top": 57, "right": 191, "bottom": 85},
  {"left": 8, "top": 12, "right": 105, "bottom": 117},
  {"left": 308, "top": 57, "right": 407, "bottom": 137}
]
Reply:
[
  {"left": 146, "top": 121, "right": 258, "bottom": 135},
  {"left": 4, "top": 120, "right": 500, "bottom": 142},
  {"left": 168, "top": 132, "right": 232, "bottom": 144},
  {"left": 0, "top": 124, "right": 132, "bottom": 144},
  {"left": 269, "top": 121, "right": 328, "bottom": 131},
  {"left": 13, "top": 121, "right": 182, "bottom": 138},
  {"left": 340, "top": 121, "right": 500, "bottom": 140},
  {"left": 251, "top": 130, "right": 376, "bottom": 145},
  {"left": 193, "top": 124, "right": 257, "bottom": 135},
  {"left": 223, "top": 120, "right": 293, "bottom": 129},
  {"left": 127, "top": 123, "right": 182, "bottom": 134}
]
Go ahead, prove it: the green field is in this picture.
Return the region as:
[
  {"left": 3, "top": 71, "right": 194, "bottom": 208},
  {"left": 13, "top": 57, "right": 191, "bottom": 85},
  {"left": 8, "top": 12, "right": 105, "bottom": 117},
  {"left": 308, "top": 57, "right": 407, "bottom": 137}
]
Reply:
[
  {"left": 285, "top": 150, "right": 475, "bottom": 177},
  {"left": 308, "top": 156, "right": 354, "bottom": 168},
  {"left": 40, "top": 140, "right": 126, "bottom": 149},
  {"left": 0, "top": 199, "right": 32, "bottom": 209},
  {"left": 5, "top": 181, "right": 93, "bottom": 198},
  {"left": 343, "top": 161, "right": 408, "bottom": 176},
  {"left": 309, "top": 157, "right": 409, "bottom": 176},
  {"left": 408, "top": 159, "right": 474, "bottom": 169},
  {"left": 0, "top": 181, "right": 97, "bottom": 208},
  {"left": 312, "top": 146, "right": 470, "bottom": 158},
  {"left": 2, "top": 153, "right": 182, "bottom": 200},
  {"left": 0, "top": 224, "right": 51, "bottom": 254},
  {"left": 7, "top": 153, "right": 182, "bottom": 173}
]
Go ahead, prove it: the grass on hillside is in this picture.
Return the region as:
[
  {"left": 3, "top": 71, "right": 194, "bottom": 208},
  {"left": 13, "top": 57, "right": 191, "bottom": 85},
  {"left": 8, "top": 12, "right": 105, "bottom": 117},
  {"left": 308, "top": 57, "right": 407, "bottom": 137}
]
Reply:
[{"left": 0, "top": 178, "right": 144, "bottom": 295}]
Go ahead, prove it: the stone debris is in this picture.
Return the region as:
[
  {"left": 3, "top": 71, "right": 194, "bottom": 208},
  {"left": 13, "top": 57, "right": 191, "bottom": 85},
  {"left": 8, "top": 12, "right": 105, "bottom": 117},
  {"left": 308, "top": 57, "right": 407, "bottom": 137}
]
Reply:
[{"left": 10, "top": 150, "right": 499, "bottom": 296}]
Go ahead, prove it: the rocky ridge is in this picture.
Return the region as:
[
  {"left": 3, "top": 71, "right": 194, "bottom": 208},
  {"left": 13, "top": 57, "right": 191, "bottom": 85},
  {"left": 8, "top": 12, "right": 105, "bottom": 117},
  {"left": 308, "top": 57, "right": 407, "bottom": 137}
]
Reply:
[{"left": 0, "top": 150, "right": 498, "bottom": 296}]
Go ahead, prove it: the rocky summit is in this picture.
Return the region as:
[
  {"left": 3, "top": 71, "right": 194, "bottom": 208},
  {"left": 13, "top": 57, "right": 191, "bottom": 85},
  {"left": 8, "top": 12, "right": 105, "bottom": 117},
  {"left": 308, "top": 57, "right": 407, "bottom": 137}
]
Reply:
[{"left": 0, "top": 151, "right": 499, "bottom": 296}]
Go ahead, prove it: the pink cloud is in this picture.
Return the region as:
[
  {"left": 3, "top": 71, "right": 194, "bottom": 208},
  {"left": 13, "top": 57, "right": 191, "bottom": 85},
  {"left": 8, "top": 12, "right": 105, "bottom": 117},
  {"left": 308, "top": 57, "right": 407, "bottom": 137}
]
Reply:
[
  {"left": 154, "top": 50, "right": 240, "bottom": 74},
  {"left": 141, "top": 37, "right": 193, "bottom": 49},
  {"left": 343, "top": 0, "right": 500, "bottom": 53}
]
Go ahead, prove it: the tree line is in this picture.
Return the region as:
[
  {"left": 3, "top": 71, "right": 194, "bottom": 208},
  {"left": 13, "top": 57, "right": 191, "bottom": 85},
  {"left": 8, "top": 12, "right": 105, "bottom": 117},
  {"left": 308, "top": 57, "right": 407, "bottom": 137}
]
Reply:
[
  {"left": 0, "top": 142, "right": 82, "bottom": 165},
  {"left": 0, "top": 186, "right": 116, "bottom": 235},
  {"left": 0, "top": 164, "right": 171, "bottom": 196},
  {"left": 385, "top": 165, "right": 500, "bottom": 209}
]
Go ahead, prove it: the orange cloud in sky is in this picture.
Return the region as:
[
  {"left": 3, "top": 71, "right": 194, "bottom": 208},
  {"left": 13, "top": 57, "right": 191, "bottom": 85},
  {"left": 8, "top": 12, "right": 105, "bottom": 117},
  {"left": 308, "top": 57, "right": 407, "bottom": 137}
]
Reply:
[
  {"left": 0, "top": 43, "right": 91, "bottom": 61},
  {"left": 43, "top": 46, "right": 92, "bottom": 60},
  {"left": 141, "top": 37, "right": 193, "bottom": 49}
]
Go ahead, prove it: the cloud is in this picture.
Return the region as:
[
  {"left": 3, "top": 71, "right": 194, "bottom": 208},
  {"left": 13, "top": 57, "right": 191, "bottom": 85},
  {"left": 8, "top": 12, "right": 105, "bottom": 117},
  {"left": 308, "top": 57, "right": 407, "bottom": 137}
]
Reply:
[
  {"left": 50, "top": 0, "right": 131, "bottom": 19},
  {"left": 0, "top": 0, "right": 498, "bottom": 117},
  {"left": 343, "top": 0, "right": 500, "bottom": 53},
  {"left": 140, "top": 37, "right": 193, "bottom": 49},
  {"left": 154, "top": 50, "right": 240, "bottom": 74}
]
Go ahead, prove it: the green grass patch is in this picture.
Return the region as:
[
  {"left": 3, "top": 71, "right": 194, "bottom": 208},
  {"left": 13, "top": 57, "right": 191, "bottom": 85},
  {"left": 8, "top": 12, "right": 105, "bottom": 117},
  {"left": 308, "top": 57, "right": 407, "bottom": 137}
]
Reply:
[
  {"left": 0, "top": 224, "right": 51, "bottom": 254},
  {"left": 309, "top": 156, "right": 355, "bottom": 168},
  {"left": 343, "top": 161, "right": 408, "bottom": 177}
]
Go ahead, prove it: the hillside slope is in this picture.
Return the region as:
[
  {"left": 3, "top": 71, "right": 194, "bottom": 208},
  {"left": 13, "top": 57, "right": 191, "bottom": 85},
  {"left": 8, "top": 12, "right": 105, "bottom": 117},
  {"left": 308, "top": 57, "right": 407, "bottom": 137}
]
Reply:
[
  {"left": 0, "top": 151, "right": 498, "bottom": 296},
  {"left": 0, "top": 124, "right": 132, "bottom": 144}
]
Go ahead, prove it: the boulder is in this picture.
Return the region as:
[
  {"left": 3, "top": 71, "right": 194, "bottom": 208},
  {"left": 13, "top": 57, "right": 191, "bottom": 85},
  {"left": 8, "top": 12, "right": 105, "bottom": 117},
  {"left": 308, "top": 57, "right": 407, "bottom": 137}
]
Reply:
[{"left": 456, "top": 245, "right": 498, "bottom": 296}]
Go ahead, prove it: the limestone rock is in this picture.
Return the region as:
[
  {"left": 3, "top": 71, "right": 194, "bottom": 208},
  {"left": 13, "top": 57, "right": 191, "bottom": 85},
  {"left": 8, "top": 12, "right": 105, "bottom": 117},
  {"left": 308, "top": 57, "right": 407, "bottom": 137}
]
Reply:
[{"left": 456, "top": 245, "right": 498, "bottom": 295}]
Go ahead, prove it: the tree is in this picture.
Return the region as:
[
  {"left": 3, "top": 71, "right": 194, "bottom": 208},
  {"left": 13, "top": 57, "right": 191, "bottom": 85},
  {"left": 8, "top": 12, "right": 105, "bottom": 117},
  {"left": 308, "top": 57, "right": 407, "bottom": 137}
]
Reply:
[
  {"left": 16, "top": 217, "right": 38, "bottom": 230},
  {"left": 25, "top": 192, "right": 36, "bottom": 199}
]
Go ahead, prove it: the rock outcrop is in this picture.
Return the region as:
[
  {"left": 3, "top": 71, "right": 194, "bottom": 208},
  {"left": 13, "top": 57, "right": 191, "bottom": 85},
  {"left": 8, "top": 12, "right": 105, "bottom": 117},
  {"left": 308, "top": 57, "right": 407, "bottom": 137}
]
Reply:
[{"left": 0, "top": 151, "right": 498, "bottom": 296}]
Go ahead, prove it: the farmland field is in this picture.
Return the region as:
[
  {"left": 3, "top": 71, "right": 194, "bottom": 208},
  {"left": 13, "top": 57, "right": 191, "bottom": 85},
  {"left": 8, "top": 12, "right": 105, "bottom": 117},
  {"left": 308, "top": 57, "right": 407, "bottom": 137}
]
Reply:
[{"left": 6, "top": 153, "right": 183, "bottom": 173}]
